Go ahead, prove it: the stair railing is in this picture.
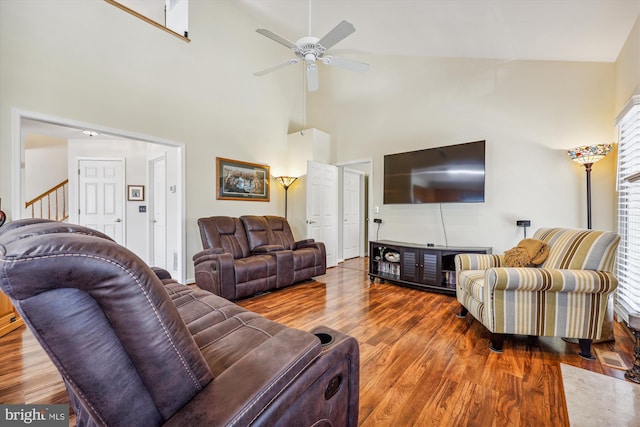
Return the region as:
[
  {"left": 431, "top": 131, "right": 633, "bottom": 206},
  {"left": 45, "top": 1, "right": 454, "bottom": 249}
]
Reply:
[{"left": 25, "top": 179, "right": 69, "bottom": 222}]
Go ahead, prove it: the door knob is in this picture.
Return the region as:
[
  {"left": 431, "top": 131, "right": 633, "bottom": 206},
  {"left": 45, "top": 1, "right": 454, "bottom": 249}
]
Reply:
[
  {"left": 114, "top": 218, "right": 122, "bottom": 222},
  {"left": 306, "top": 220, "right": 316, "bottom": 224}
]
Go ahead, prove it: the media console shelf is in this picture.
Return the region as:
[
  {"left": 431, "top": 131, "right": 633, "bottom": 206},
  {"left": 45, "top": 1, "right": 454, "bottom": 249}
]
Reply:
[{"left": 369, "top": 240, "right": 492, "bottom": 295}]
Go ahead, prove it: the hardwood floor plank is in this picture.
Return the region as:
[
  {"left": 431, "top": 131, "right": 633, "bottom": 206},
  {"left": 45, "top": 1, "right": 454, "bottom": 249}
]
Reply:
[{"left": 0, "top": 257, "right": 634, "bottom": 426}]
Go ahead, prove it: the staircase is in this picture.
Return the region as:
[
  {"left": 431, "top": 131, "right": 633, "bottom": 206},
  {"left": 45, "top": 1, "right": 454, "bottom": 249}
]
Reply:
[{"left": 25, "top": 179, "right": 69, "bottom": 221}]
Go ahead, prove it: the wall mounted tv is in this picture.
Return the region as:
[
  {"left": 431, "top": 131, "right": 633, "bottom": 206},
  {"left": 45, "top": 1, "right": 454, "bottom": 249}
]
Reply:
[{"left": 384, "top": 140, "right": 486, "bottom": 204}]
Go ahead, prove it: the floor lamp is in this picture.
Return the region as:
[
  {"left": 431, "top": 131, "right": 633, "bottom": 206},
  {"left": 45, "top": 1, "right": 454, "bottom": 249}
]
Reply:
[
  {"left": 275, "top": 176, "right": 298, "bottom": 219},
  {"left": 567, "top": 143, "right": 613, "bottom": 229}
]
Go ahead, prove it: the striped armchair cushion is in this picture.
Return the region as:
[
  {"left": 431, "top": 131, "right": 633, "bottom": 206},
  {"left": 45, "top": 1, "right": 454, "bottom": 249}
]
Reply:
[{"left": 533, "top": 228, "right": 619, "bottom": 272}]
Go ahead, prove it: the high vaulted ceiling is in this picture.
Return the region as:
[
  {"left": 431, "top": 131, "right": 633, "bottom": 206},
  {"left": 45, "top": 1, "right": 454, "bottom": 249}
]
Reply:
[{"left": 234, "top": 0, "right": 640, "bottom": 63}]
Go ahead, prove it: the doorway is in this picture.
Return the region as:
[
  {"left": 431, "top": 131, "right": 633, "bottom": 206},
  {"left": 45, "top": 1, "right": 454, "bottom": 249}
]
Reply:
[
  {"left": 149, "top": 154, "right": 168, "bottom": 270},
  {"left": 338, "top": 160, "right": 372, "bottom": 261},
  {"left": 13, "top": 109, "right": 186, "bottom": 282},
  {"left": 342, "top": 167, "right": 363, "bottom": 260}
]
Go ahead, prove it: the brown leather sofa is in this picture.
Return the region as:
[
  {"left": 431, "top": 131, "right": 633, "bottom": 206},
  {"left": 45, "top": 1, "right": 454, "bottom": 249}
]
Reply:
[
  {"left": 194, "top": 215, "right": 326, "bottom": 300},
  {"left": 0, "top": 219, "right": 358, "bottom": 427}
]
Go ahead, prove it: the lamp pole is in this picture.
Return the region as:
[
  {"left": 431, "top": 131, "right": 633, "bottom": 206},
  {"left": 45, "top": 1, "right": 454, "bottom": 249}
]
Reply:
[
  {"left": 284, "top": 186, "right": 290, "bottom": 218},
  {"left": 584, "top": 162, "right": 593, "bottom": 229}
]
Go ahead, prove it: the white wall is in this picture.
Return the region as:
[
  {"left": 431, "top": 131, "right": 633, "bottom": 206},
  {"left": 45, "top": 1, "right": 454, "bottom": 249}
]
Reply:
[
  {"left": 615, "top": 16, "right": 640, "bottom": 113},
  {"left": 310, "top": 56, "right": 619, "bottom": 254},
  {"left": 24, "top": 134, "right": 68, "bottom": 204},
  {"left": 0, "top": 0, "right": 297, "bottom": 280}
]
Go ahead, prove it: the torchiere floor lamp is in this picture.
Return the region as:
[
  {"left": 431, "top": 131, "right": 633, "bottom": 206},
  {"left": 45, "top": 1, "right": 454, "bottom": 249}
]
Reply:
[
  {"left": 564, "top": 143, "right": 615, "bottom": 348},
  {"left": 567, "top": 143, "right": 613, "bottom": 229},
  {"left": 275, "top": 176, "right": 298, "bottom": 219}
]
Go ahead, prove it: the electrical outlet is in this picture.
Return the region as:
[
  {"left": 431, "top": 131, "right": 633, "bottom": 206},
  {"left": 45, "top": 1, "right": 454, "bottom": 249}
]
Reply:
[
  {"left": 516, "top": 220, "right": 531, "bottom": 227},
  {"left": 374, "top": 218, "right": 382, "bottom": 224}
]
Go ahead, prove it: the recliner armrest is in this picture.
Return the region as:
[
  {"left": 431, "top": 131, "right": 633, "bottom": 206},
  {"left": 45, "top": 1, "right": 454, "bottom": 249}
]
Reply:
[
  {"left": 192, "top": 248, "right": 225, "bottom": 261},
  {"left": 294, "top": 238, "right": 315, "bottom": 247},
  {"left": 193, "top": 250, "right": 236, "bottom": 299},
  {"left": 295, "top": 240, "right": 324, "bottom": 252},
  {"left": 455, "top": 253, "right": 504, "bottom": 271},
  {"left": 253, "top": 244, "right": 286, "bottom": 254},
  {"left": 486, "top": 268, "right": 618, "bottom": 294},
  {"left": 151, "top": 267, "right": 172, "bottom": 280}
]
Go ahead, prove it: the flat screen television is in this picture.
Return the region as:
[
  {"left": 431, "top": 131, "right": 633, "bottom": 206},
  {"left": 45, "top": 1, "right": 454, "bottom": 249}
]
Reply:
[{"left": 384, "top": 140, "right": 485, "bottom": 204}]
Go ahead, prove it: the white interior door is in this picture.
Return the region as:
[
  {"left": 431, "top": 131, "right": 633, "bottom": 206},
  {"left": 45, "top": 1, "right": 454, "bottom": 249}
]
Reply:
[
  {"left": 343, "top": 168, "right": 362, "bottom": 260},
  {"left": 78, "top": 159, "right": 125, "bottom": 245},
  {"left": 150, "top": 155, "right": 167, "bottom": 269},
  {"left": 307, "top": 161, "right": 338, "bottom": 267}
]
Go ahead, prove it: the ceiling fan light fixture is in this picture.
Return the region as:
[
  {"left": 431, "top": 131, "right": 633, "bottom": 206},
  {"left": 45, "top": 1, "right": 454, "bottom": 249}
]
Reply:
[{"left": 254, "top": 17, "right": 368, "bottom": 91}]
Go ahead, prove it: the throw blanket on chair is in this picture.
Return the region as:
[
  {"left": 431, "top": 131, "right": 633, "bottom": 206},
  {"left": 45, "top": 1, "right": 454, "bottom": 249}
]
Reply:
[{"left": 504, "top": 238, "right": 550, "bottom": 267}]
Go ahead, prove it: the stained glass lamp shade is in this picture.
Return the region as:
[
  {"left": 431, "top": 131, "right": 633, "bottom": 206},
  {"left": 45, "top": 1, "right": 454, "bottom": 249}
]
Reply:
[
  {"left": 567, "top": 144, "right": 613, "bottom": 165},
  {"left": 275, "top": 176, "right": 298, "bottom": 218}
]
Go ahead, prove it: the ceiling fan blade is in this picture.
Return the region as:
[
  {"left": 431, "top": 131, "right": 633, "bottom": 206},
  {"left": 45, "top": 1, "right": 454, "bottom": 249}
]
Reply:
[
  {"left": 306, "top": 63, "right": 319, "bottom": 92},
  {"left": 254, "top": 59, "right": 300, "bottom": 76},
  {"left": 323, "top": 56, "right": 369, "bottom": 73},
  {"left": 256, "top": 28, "right": 297, "bottom": 49},
  {"left": 317, "top": 20, "right": 356, "bottom": 50}
]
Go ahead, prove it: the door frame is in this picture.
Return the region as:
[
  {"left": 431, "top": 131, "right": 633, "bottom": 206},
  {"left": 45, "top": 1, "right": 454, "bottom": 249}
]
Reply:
[
  {"left": 148, "top": 153, "right": 167, "bottom": 271},
  {"left": 341, "top": 167, "right": 364, "bottom": 260},
  {"left": 337, "top": 159, "right": 373, "bottom": 260},
  {"left": 11, "top": 108, "right": 187, "bottom": 283}
]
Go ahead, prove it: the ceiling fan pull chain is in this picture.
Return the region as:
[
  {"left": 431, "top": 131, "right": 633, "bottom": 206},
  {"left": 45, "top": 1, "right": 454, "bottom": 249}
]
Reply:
[{"left": 308, "top": 0, "right": 312, "bottom": 36}]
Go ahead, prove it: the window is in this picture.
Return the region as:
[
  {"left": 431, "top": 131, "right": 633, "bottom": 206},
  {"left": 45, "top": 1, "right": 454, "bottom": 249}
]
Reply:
[{"left": 616, "top": 94, "right": 640, "bottom": 323}]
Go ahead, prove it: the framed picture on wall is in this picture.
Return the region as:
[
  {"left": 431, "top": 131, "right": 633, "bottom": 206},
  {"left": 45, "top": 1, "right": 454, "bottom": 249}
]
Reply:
[
  {"left": 127, "top": 185, "right": 145, "bottom": 201},
  {"left": 216, "top": 157, "right": 270, "bottom": 202}
]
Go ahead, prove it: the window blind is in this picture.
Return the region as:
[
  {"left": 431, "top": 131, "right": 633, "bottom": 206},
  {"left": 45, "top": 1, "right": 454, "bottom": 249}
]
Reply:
[{"left": 616, "top": 95, "right": 640, "bottom": 323}]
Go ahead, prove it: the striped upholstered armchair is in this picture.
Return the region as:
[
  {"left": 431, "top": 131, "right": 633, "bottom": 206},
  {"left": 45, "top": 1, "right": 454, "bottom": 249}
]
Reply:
[{"left": 455, "top": 228, "right": 620, "bottom": 359}]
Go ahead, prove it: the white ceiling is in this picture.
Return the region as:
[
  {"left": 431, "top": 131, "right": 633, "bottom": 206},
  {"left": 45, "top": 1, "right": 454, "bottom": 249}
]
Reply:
[{"left": 234, "top": 0, "right": 640, "bottom": 62}]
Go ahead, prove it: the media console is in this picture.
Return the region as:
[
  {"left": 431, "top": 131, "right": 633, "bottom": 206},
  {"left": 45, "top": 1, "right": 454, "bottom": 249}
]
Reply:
[{"left": 369, "top": 240, "right": 492, "bottom": 295}]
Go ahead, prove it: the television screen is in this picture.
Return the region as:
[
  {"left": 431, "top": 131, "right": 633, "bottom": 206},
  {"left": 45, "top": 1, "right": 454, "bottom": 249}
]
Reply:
[{"left": 384, "top": 140, "right": 485, "bottom": 204}]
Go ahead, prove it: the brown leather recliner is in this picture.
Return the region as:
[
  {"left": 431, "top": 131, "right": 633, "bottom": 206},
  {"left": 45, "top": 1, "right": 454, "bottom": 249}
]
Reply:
[
  {"left": 194, "top": 215, "right": 326, "bottom": 300},
  {"left": 0, "top": 219, "right": 359, "bottom": 427},
  {"left": 243, "top": 215, "right": 327, "bottom": 284},
  {"left": 194, "top": 216, "right": 284, "bottom": 299}
]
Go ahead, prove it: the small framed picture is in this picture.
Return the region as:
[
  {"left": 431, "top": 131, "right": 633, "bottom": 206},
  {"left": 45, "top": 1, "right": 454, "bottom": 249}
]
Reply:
[{"left": 127, "top": 185, "right": 144, "bottom": 201}]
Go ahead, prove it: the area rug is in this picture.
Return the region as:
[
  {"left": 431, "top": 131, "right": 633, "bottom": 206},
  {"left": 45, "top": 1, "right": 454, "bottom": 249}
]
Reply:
[{"left": 561, "top": 363, "right": 640, "bottom": 426}]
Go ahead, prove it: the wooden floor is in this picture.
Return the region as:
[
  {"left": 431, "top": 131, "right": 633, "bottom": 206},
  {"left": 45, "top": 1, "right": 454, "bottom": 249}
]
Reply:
[{"left": 0, "top": 257, "right": 635, "bottom": 426}]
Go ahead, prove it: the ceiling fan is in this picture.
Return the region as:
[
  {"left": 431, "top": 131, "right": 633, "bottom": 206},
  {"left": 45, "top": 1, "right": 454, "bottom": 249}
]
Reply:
[{"left": 254, "top": 12, "right": 369, "bottom": 91}]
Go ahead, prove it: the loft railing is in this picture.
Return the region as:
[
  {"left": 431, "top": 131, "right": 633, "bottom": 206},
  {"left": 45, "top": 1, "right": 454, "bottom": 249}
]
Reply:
[{"left": 25, "top": 179, "right": 69, "bottom": 222}]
